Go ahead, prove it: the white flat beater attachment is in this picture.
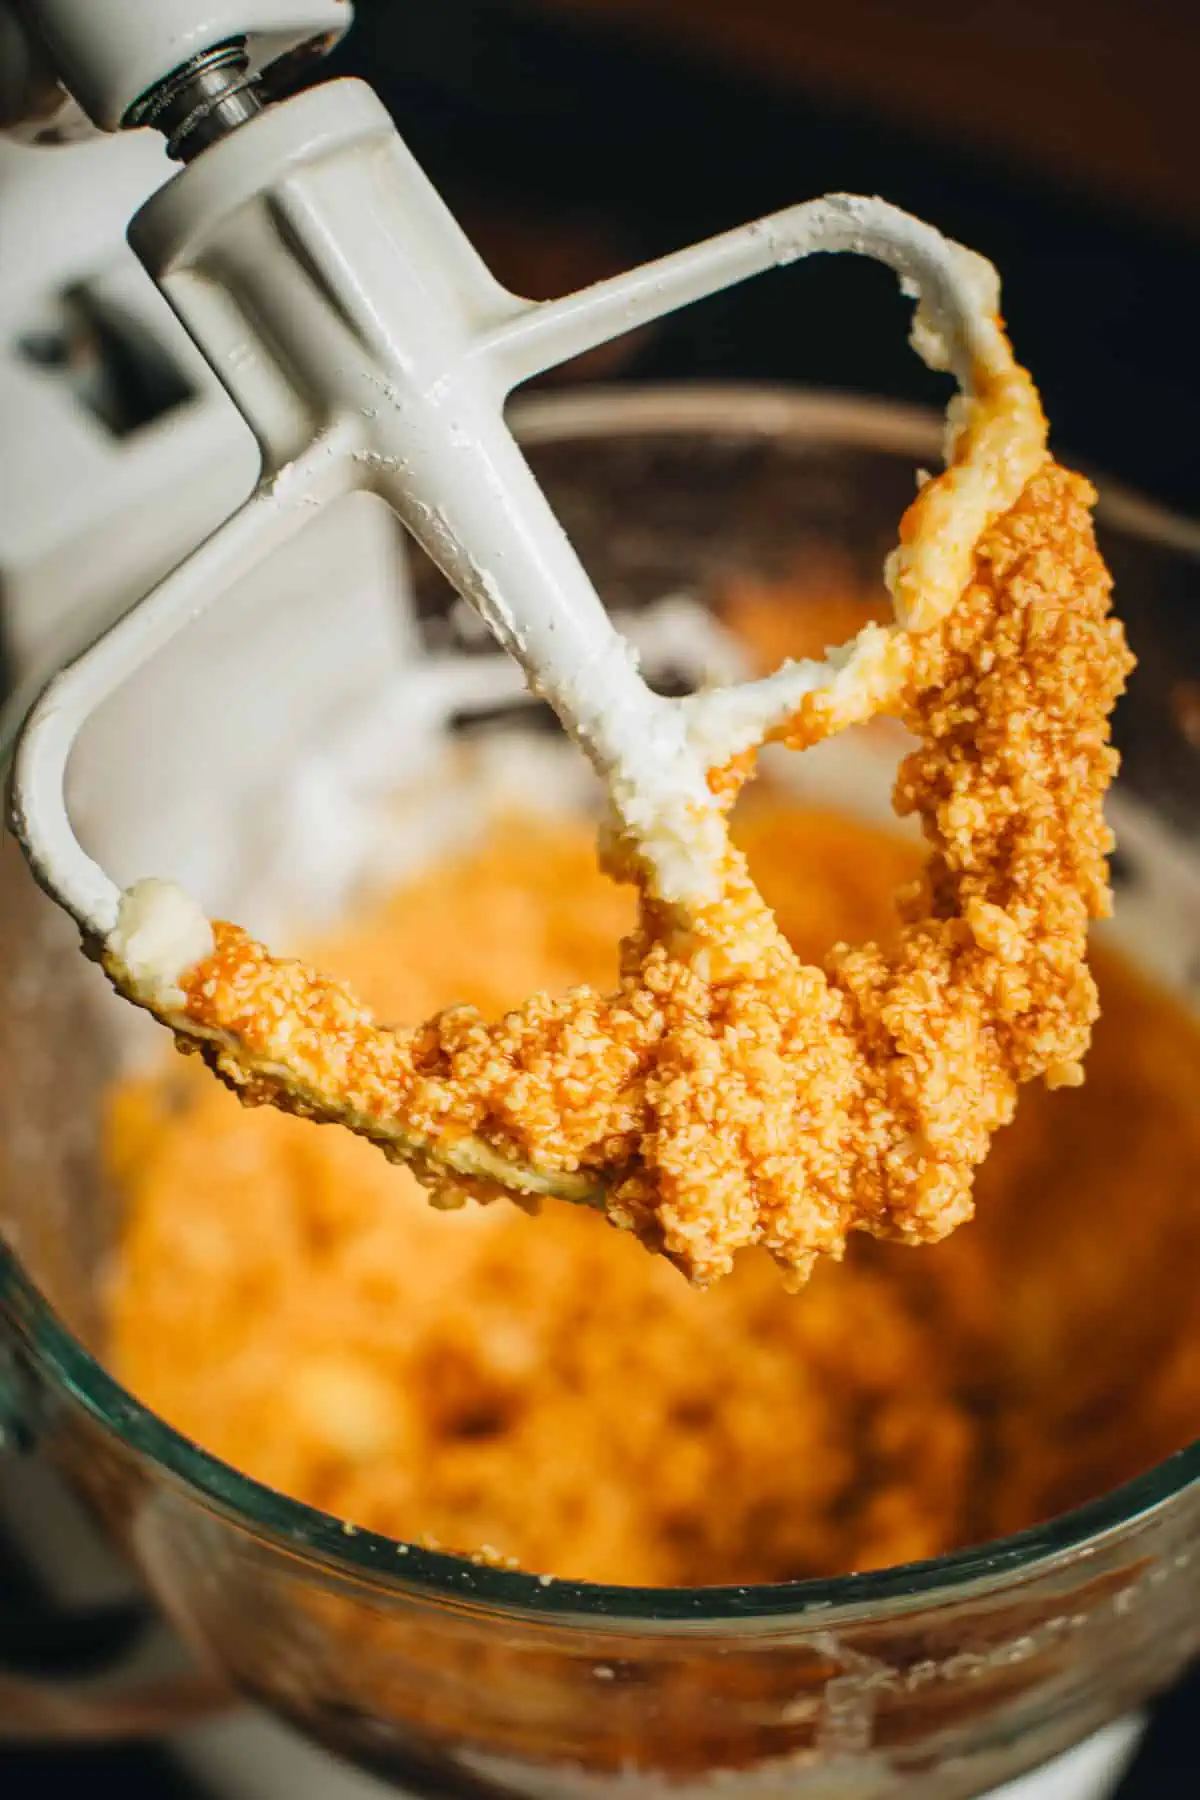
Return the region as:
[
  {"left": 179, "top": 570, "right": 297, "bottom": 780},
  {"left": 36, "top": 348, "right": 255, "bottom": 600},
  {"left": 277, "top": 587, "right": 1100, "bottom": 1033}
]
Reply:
[{"left": 4, "top": 12, "right": 1042, "bottom": 962}]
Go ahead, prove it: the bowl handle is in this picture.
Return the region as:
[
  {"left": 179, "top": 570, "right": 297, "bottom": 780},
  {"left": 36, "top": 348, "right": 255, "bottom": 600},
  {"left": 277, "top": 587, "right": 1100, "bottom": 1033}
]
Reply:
[{"left": 0, "top": 1602, "right": 226, "bottom": 1741}]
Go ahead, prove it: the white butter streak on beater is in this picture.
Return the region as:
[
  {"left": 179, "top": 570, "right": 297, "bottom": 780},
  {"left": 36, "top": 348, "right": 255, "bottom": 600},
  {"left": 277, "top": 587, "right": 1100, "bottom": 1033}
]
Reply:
[{"left": 108, "top": 878, "right": 214, "bottom": 1010}]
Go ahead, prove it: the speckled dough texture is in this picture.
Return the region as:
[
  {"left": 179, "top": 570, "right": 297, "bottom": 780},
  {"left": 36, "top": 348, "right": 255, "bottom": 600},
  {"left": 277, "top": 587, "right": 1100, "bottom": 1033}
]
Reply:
[
  {"left": 108, "top": 803, "right": 1200, "bottom": 1586},
  {"left": 134, "top": 460, "right": 1131, "bottom": 1287}
]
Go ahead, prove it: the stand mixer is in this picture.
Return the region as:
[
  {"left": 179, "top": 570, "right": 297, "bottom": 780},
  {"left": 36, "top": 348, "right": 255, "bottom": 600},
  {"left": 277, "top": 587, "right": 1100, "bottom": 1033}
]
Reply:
[
  {"left": 1, "top": 0, "right": 1048, "bottom": 1209},
  {"left": 0, "top": 7, "right": 1190, "bottom": 1797}
]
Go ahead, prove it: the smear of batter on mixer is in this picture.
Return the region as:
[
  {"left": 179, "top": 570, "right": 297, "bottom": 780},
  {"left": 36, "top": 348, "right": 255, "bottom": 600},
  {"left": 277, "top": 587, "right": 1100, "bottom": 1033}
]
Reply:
[{"left": 104, "top": 448, "right": 1132, "bottom": 1288}]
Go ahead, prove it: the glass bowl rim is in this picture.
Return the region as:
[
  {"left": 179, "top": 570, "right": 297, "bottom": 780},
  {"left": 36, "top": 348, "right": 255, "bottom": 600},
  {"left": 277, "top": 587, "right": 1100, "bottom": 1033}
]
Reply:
[{"left": 2, "top": 380, "right": 1197, "bottom": 1633}]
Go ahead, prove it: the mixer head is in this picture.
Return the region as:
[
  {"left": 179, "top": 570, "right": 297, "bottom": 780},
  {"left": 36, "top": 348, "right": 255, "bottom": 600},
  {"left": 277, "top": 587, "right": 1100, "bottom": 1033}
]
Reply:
[{"left": 0, "top": 1, "right": 349, "bottom": 145}]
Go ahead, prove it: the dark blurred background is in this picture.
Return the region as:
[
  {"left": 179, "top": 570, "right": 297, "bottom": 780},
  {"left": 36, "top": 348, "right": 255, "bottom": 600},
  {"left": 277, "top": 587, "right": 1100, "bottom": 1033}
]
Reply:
[{"left": 324, "top": 0, "right": 1200, "bottom": 514}]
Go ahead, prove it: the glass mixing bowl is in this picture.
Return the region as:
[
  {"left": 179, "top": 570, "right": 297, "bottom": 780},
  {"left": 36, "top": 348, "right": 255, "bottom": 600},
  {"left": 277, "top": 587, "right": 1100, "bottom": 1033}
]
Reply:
[{"left": 0, "top": 387, "right": 1198, "bottom": 1797}]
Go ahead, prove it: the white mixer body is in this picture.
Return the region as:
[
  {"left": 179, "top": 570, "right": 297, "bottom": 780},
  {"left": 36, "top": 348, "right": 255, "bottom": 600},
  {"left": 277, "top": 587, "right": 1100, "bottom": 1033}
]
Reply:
[{"left": 0, "top": 132, "right": 257, "bottom": 687}]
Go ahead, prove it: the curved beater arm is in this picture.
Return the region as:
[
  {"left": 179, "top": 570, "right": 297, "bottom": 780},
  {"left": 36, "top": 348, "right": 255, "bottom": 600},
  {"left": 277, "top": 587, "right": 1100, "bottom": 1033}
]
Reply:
[
  {"left": 9, "top": 431, "right": 359, "bottom": 939},
  {"left": 480, "top": 193, "right": 993, "bottom": 395}
]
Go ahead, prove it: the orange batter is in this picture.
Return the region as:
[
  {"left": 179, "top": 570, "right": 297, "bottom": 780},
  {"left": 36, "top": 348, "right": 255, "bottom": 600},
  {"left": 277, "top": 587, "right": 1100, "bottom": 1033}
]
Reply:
[{"left": 108, "top": 798, "right": 1200, "bottom": 1587}]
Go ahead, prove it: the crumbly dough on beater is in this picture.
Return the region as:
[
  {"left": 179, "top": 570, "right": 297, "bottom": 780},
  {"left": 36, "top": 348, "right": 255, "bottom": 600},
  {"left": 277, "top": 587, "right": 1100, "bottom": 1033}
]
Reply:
[{"left": 103, "top": 453, "right": 1133, "bottom": 1288}]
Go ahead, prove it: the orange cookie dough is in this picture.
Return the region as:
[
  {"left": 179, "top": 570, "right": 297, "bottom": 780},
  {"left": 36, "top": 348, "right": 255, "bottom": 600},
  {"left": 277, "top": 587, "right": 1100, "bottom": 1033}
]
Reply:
[{"left": 108, "top": 803, "right": 1200, "bottom": 1587}]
